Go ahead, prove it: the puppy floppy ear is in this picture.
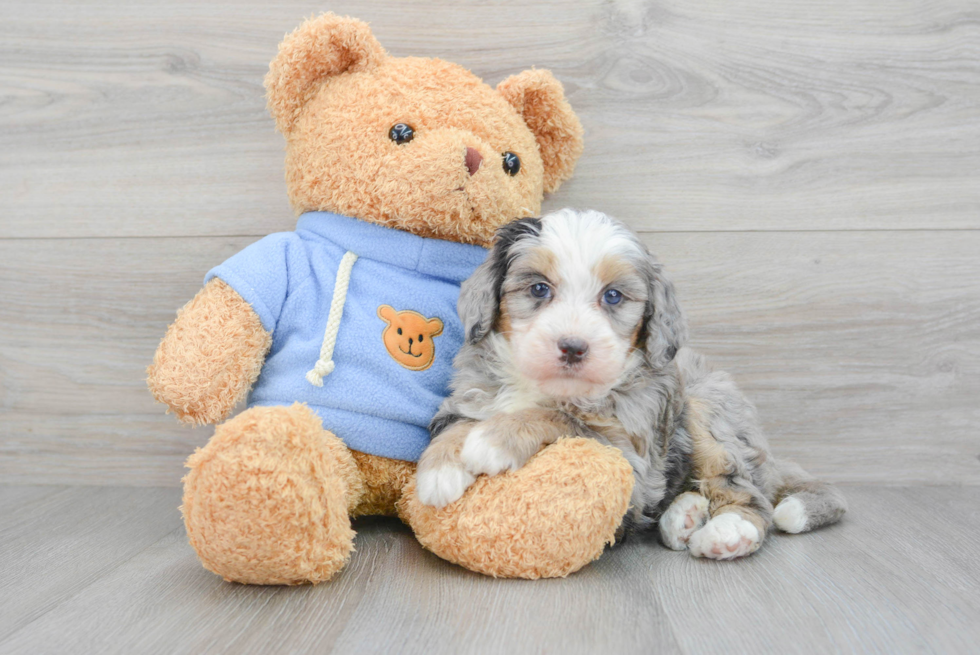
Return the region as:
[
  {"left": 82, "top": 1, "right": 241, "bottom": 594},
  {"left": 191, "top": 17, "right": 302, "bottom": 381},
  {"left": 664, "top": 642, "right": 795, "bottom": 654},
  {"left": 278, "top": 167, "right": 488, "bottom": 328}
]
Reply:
[
  {"left": 265, "top": 13, "right": 386, "bottom": 134},
  {"left": 459, "top": 218, "right": 542, "bottom": 344},
  {"left": 641, "top": 257, "right": 688, "bottom": 369},
  {"left": 497, "top": 70, "right": 584, "bottom": 194}
]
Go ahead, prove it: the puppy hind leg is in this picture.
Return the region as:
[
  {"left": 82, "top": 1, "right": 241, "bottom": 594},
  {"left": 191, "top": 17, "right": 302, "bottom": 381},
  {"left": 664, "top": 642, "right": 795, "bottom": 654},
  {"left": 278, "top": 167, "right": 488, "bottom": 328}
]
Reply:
[
  {"left": 773, "top": 459, "right": 847, "bottom": 534},
  {"left": 658, "top": 491, "right": 710, "bottom": 550},
  {"left": 688, "top": 477, "right": 772, "bottom": 560},
  {"left": 684, "top": 400, "right": 771, "bottom": 559}
]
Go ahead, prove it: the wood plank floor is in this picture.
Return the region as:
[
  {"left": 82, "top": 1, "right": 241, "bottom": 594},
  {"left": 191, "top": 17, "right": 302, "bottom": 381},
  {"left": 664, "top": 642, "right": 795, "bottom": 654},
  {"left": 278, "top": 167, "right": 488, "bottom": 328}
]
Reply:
[{"left": 0, "top": 485, "right": 976, "bottom": 654}]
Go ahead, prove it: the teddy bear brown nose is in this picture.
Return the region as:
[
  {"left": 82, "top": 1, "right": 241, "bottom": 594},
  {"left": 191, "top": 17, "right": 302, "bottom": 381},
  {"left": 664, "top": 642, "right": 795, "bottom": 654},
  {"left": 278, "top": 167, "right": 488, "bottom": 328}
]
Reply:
[{"left": 465, "top": 147, "right": 483, "bottom": 176}]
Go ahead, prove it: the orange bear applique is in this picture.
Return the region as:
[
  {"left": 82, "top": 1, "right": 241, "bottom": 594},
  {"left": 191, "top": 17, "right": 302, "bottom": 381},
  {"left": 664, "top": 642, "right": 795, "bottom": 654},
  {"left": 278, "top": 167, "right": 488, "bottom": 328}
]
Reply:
[{"left": 377, "top": 305, "right": 444, "bottom": 371}]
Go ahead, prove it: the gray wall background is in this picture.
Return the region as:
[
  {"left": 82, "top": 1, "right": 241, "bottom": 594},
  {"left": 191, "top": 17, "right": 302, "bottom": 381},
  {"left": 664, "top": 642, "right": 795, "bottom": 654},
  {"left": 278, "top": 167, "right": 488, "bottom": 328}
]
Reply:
[{"left": 1, "top": 0, "right": 977, "bottom": 486}]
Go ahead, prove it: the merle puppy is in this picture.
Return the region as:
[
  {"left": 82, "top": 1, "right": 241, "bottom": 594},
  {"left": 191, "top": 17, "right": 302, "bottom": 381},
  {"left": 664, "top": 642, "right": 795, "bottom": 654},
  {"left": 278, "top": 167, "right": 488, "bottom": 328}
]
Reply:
[{"left": 416, "top": 208, "right": 846, "bottom": 559}]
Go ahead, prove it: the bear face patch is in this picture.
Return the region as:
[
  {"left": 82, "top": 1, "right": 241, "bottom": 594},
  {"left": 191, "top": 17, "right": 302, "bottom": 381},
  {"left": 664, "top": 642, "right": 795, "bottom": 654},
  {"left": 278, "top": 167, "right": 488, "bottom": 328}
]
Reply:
[{"left": 377, "top": 305, "right": 444, "bottom": 371}]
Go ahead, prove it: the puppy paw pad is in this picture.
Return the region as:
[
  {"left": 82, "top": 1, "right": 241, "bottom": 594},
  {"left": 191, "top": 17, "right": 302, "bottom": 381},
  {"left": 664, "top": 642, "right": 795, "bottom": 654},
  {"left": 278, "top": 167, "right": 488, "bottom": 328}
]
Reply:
[
  {"left": 659, "top": 492, "right": 710, "bottom": 550},
  {"left": 688, "top": 513, "right": 761, "bottom": 560}
]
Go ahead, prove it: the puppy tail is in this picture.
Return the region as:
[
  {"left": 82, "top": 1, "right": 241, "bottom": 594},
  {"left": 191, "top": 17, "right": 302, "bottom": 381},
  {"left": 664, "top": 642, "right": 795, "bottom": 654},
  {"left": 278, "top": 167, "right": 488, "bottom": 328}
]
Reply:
[{"left": 771, "top": 459, "right": 847, "bottom": 534}]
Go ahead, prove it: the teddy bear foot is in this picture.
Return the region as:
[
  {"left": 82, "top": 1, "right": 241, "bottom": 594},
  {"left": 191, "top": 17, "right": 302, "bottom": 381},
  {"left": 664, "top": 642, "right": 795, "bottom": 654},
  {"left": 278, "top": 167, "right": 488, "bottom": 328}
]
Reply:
[
  {"left": 399, "top": 437, "right": 634, "bottom": 579},
  {"left": 181, "top": 403, "right": 366, "bottom": 585}
]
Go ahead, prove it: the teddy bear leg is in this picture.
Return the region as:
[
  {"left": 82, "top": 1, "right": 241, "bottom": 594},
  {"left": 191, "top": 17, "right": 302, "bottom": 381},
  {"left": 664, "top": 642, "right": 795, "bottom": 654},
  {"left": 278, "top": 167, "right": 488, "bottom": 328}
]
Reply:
[
  {"left": 181, "top": 403, "right": 367, "bottom": 585},
  {"left": 399, "top": 437, "right": 634, "bottom": 579},
  {"left": 348, "top": 451, "right": 417, "bottom": 518}
]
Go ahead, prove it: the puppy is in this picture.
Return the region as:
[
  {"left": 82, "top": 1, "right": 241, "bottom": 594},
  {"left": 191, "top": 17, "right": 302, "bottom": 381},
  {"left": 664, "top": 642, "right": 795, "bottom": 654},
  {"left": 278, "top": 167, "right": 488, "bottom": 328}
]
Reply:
[{"left": 416, "top": 208, "right": 846, "bottom": 559}]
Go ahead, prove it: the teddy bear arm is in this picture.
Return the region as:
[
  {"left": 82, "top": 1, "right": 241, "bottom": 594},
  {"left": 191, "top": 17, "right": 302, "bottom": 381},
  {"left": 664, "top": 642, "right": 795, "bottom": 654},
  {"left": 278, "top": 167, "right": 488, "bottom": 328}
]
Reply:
[
  {"left": 401, "top": 437, "right": 635, "bottom": 579},
  {"left": 147, "top": 278, "right": 271, "bottom": 425}
]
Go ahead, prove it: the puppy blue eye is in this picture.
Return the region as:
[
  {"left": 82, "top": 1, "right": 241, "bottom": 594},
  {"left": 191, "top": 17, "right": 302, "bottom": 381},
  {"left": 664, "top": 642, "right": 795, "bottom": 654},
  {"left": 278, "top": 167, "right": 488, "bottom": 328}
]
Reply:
[
  {"left": 603, "top": 289, "right": 622, "bottom": 305},
  {"left": 530, "top": 282, "right": 551, "bottom": 298}
]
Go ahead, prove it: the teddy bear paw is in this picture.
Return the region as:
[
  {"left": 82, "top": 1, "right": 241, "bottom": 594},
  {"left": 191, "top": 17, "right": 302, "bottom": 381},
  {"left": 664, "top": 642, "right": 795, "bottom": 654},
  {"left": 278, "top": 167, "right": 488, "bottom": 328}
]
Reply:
[{"left": 402, "top": 437, "right": 634, "bottom": 579}]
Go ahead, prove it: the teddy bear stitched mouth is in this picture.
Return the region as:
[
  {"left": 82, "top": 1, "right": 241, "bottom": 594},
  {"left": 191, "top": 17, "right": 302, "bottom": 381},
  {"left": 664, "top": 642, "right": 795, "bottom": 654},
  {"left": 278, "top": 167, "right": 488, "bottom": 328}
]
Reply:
[{"left": 398, "top": 345, "right": 423, "bottom": 357}]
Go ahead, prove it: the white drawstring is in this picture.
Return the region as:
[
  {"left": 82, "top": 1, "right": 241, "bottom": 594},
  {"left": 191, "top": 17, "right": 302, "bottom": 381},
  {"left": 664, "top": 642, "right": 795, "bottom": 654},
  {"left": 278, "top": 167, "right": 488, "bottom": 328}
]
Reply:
[{"left": 306, "top": 250, "right": 358, "bottom": 387}]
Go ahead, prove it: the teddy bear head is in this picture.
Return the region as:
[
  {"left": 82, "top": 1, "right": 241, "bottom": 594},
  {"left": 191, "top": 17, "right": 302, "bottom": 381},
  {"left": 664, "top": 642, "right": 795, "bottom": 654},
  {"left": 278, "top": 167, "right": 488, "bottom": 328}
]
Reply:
[
  {"left": 265, "top": 14, "right": 584, "bottom": 246},
  {"left": 377, "top": 305, "right": 444, "bottom": 371}
]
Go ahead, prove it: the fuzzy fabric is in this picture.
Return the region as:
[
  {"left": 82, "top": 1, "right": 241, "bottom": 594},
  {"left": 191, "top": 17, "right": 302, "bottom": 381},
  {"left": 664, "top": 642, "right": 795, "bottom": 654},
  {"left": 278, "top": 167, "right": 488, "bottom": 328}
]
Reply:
[
  {"left": 150, "top": 13, "right": 623, "bottom": 586},
  {"left": 147, "top": 278, "right": 271, "bottom": 425},
  {"left": 496, "top": 69, "right": 584, "bottom": 194},
  {"left": 399, "top": 438, "right": 635, "bottom": 579},
  {"left": 271, "top": 14, "right": 584, "bottom": 247},
  {"left": 181, "top": 403, "right": 366, "bottom": 585},
  {"left": 205, "top": 211, "right": 487, "bottom": 462},
  {"left": 350, "top": 451, "right": 417, "bottom": 518}
]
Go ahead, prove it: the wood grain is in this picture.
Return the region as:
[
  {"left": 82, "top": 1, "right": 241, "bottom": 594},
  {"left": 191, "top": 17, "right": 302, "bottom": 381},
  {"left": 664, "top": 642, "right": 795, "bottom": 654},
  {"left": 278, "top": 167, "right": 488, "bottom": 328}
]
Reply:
[
  {"left": 0, "top": 486, "right": 183, "bottom": 641},
  {"left": 1, "top": 0, "right": 978, "bottom": 238},
  {"left": 1, "top": 230, "right": 978, "bottom": 486},
  {"left": 1, "top": 1, "right": 978, "bottom": 486},
  {"left": 651, "top": 485, "right": 980, "bottom": 654},
  {"left": 0, "top": 485, "right": 977, "bottom": 654}
]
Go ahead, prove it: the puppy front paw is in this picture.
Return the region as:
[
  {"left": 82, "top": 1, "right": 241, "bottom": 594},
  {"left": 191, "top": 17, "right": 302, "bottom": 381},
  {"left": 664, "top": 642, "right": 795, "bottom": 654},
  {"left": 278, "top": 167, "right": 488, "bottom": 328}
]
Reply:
[
  {"left": 688, "top": 513, "right": 761, "bottom": 560},
  {"left": 416, "top": 464, "right": 476, "bottom": 509},
  {"left": 659, "top": 492, "right": 710, "bottom": 550},
  {"left": 460, "top": 425, "right": 523, "bottom": 476}
]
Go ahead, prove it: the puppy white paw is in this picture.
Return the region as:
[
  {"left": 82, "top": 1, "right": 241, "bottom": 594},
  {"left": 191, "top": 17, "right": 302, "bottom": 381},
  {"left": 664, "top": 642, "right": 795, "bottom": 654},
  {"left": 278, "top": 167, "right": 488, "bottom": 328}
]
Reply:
[
  {"left": 416, "top": 465, "right": 476, "bottom": 508},
  {"left": 460, "top": 425, "right": 521, "bottom": 476},
  {"left": 659, "top": 492, "right": 710, "bottom": 550},
  {"left": 773, "top": 496, "right": 808, "bottom": 534},
  {"left": 688, "top": 513, "right": 761, "bottom": 560}
]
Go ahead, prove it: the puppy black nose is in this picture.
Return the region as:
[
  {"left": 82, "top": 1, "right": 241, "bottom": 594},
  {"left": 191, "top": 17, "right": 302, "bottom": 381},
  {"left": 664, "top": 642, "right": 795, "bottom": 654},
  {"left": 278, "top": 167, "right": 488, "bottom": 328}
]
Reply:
[
  {"left": 558, "top": 337, "right": 589, "bottom": 365},
  {"left": 465, "top": 147, "right": 483, "bottom": 176}
]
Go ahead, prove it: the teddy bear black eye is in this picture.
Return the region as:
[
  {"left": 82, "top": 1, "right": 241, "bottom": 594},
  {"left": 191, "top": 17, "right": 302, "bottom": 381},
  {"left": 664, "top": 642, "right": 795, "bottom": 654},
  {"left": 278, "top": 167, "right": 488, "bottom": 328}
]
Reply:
[
  {"left": 389, "top": 123, "right": 415, "bottom": 144},
  {"left": 502, "top": 152, "right": 521, "bottom": 176},
  {"left": 397, "top": 327, "right": 403, "bottom": 335},
  {"left": 418, "top": 334, "right": 424, "bottom": 342}
]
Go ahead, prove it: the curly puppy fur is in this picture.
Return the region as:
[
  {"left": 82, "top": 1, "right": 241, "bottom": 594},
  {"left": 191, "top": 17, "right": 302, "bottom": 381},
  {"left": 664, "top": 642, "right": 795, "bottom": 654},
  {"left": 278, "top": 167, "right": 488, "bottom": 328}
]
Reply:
[{"left": 419, "top": 209, "right": 846, "bottom": 559}]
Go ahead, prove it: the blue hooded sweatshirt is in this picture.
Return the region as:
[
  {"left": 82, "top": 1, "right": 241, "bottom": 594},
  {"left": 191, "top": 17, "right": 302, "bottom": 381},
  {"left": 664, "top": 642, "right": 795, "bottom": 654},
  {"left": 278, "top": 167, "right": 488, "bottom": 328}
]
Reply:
[{"left": 205, "top": 212, "right": 488, "bottom": 462}]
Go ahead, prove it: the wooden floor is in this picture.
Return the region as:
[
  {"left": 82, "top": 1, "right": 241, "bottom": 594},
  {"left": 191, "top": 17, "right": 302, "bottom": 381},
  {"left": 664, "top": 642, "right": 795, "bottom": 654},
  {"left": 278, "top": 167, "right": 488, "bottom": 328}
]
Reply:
[{"left": 0, "top": 484, "right": 977, "bottom": 654}]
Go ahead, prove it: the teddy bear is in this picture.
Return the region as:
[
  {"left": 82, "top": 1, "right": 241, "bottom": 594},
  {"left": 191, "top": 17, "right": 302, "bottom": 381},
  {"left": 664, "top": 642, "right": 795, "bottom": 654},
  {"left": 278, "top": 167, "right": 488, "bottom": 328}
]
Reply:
[{"left": 147, "top": 13, "right": 635, "bottom": 584}]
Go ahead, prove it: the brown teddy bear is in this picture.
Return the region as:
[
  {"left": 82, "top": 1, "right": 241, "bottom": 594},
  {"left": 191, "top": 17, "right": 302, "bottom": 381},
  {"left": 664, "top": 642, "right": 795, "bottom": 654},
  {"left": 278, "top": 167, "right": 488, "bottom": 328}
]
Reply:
[{"left": 147, "top": 13, "right": 634, "bottom": 584}]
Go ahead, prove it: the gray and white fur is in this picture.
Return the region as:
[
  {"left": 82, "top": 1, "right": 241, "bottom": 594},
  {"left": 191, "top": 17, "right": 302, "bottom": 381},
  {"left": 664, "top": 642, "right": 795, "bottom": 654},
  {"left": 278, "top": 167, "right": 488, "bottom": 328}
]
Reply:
[{"left": 417, "top": 208, "right": 846, "bottom": 560}]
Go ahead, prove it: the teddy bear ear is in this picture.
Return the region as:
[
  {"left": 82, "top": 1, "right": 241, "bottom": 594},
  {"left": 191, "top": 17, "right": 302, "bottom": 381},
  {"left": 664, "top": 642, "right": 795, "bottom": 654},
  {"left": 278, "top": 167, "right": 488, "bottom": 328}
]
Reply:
[
  {"left": 426, "top": 317, "right": 444, "bottom": 337},
  {"left": 377, "top": 304, "right": 396, "bottom": 324},
  {"left": 265, "top": 13, "right": 386, "bottom": 134},
  {"left": 497, "top": 69, "right": 584, "bottom": 194}
]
